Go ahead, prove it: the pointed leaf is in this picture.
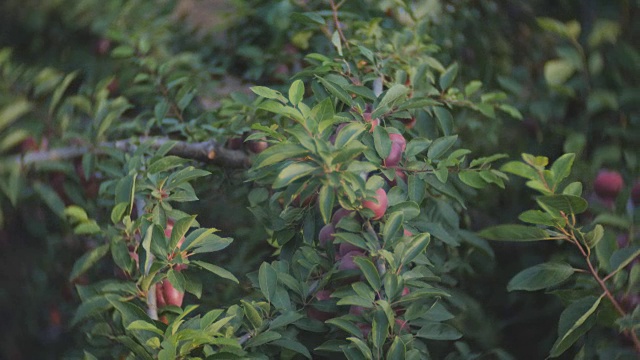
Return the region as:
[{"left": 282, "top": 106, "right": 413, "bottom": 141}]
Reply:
[{"left": 507, "top": 262, "right": 575, "bottom": 291}]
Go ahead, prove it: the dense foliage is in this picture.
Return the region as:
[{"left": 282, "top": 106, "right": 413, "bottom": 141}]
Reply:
[{"left": 0, "top": 0, "right": 638, "bottom": 359}]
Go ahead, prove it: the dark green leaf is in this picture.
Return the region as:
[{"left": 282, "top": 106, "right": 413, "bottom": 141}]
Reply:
[
  {"left": 373, "top": 126, "right": 391, "bottom": 159},
  {"left": 416, "top": 322, "right": 462, "bottom": 340},
  {"left": 319, "top": 184, "right": 335, "bottom": 225},
  {"left": 478, "top": 224, "right": 552, "bottom": 241},
  {"left": 549, "top": 296, "right": 601, "bottom": 357},
  {"left": 192, "top": 260, "right": 239, "bottom": 284},
  {"left": 537, "top": 195, "right": 588, "bottom": 215},
  {"left": 259, "top": 263, "right": 278, "bottom": 303},
  {"left": 427, "top": 135, "right": 458, "bottom": 160},
  {"left": 69, "top": 244, "right": 110, "bottom": 281},
  {"left": 608, "top": 246, "right": 640, "bottom": 275},
  {"left": 272, "top": 339, "right": 312, "bottom": 359},
  {"left": 507, "top": 262, "right": 575, "bottom": 291},
  {"left": 354, "top": 257, "right": 381, "bottom": 291}
]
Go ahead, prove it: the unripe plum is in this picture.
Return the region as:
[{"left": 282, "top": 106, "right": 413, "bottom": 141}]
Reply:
[
  {"left": 362, "top": 188, "right": 388, "bottom": 220},
  {"left": 306, "top": 290, "right": 335, "bottom": 321},
  {"left": 363, "top": 112, "right": 380, "bottom": 131},
  {"left": 338, "top": 250, "right": 365, "bottom": 271},
  {"left": 594, "top": 170, "right": 624, "bottom": 200},
  {"left": 339, "top": 242, "right": 361, "bottom": 256},
  {"left": 384, "top": 142, "right": 403, "bottom": 167},
  {"left": 318, "top": 223, "right": 336, "bottom": 248},
  {"left": 161, "top": 280, "right": 184, "bottom": 307},
  {"left": 389, "top": 133, "right": 406, "bottom": 152},
  {"left": 248, "top": 138, "right": 269, "bottom": 154},
  {"left": 331, "top": 208, "right": 353, "bottom": 226}
]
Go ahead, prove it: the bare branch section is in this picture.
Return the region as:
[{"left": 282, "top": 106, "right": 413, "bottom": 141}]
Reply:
[{"left": 14, "top": 137, "right": 252, "bottom": 169}]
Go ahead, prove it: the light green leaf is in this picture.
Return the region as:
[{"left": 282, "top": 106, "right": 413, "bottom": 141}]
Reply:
[
  {"left": 318, "top": 184, "right": 335, "bottom": 225},
  {"left": 289, "top": 80, "right": 305, "bottom": 106},
  {"left": 272, "top": 163, "right": 317, "bottom": 189}
]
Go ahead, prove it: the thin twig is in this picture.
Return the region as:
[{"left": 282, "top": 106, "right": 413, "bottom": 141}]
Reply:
[{"left": 329, "top": 0, "right": 350, "bottom": 52}]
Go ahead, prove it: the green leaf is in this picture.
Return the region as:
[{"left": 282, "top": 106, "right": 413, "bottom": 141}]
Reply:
[
  {"left": 373, "top": 126, "right": 391, "bottom": 159},
  {"left": 192, "top": 260, "right": 239, "bottom": 284},
  {"left": 241, "top": 300, "right": 263, "bottom": 329},
  {"left": 507, "top": 262, "right": 575, "bottom": 291},
  {"left": 433, "top": 107, "right": 453, "bottom": 135},
  {"left": 518, "top": 210, "right": 557, "bottom": 226},
  {"left": 335, "top": 122, "right": 366, "bottom": 148},
  {"left": 562, "top": 182, "right": 583, "bottom": 196},
  {"left": 354, "top": 257, "right": 381, "bottom": 291},
  {"left": 401, "top": 233, "right": 430, "bottom": 264},
  {"left": 458, "top": 171, "right": 487, "bottom": 189},
  {"left": 498, "top": 104, "right": 523, "bottom": 120},
  {"left": 259, "top": 262, "right": 278, "bottom": 303},
  {"left": 147, "top": 156, "right": 188, "bottom": 174},
  {"left": 272, "top": 163, "right": 317, "bottom": 189},
  {"left": 377, "top": 84, "right": 409, "bottom": 109},
  {"left": 550, "top": 153, "right": 575, "bottom": 187},
  {"left": 427, "top": 135, "right": 458, "bottom": 160},
  {"left": 549, "top": 296, "right": 602, "bottom": 357},
  {"left": 500, "top": 161, "right": 538, "bottom": 181},
  {"left": 111, "top": 202, "right": 129, "bottom": 224},
  {"left": 326, "top": 318, "right": 363, "bottom": 338},
  {"left": 416, "top": 322, "right": 462, "bottom": 340},
  {"left": 272, "top": 339, "right": 312, "bottom": 359},
  {"left": 608, "top": 246, "right": 640, "bottom": 275},
  {"left": 386, "top": 336, "right": 406, "bottom": 359},
  {"left": 246, "top": 331, "right": 281, "bottom": 347},
  {"left": 251, "top": 86, "right": 287, "bottom": 103},
  {"left": 371, "top": 310, "right": 389, "bottom": 351},
  {"left": 382, "top": 212, "right": 403, "bottom": 243},
  {"left": 0, "top": 99, "right": 31, "bottom": 133},
  {"left": 69, "top": 244, "right": 110, "bottom": 281},
  {"left": 127, "top": 320, "right": 163, "bottom": 336},
  {"left": 439, "top": 63, "right": 458, "bottom": 90},
  {"left": 254, "top": 143, "right": 308, "bottom": 169},
  {"left": 71, "top": 294, "right": 118, "bottom": 326},
  {"left": 49, "top": 71, "right": 78, "bottom": 115},
  {"left": 269, "top": 311, "right": 304, "bottom": 330},
  {"left": 478, "top": 224, "right": 552, "bottom": 241},
  {"left": 537, "top": 195, "right": 588, "bottom": 215},
  {"left": 318, "top": 184, "right": 335, "bottom": 225},
  {"left": 289, "top": 80, "right": 305, "bottom": 106},
  {"left": 33, "top": 182, "right": 65, "bottom": 218},
  {"left": 544, "top": 59, "right": 576, "bottom": 87},
  {"left": 316, "top": 76, "right": 353, "bottom": 106},
  {"left": 583, "top": 224, "right": 604, "bottom": 249}
]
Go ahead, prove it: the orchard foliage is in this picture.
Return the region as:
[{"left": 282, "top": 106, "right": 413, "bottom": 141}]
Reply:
[{"left": 0, "top": 0, "right": 639, "bottom": 359}]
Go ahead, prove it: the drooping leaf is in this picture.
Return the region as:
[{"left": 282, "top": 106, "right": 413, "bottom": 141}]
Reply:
[{"left": 549, "top": 296, "right": 602, "bottom": 357}]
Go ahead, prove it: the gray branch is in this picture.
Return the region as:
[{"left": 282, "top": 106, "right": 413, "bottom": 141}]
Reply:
[{"left": 12, "top": 137, "right": 252, "bottom": 169}]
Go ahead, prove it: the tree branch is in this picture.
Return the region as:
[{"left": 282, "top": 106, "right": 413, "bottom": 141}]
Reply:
[{"left": 11, "top": 137, "right": 252, "bottom": 169}]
